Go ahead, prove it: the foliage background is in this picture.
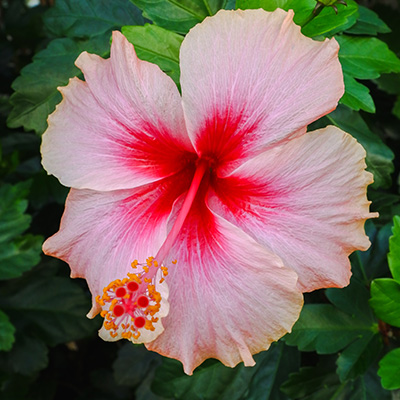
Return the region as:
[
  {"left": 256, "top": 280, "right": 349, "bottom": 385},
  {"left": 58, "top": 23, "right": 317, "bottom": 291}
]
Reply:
[{"left": 1, "top": 0, "right": 400, "bottom": 399}]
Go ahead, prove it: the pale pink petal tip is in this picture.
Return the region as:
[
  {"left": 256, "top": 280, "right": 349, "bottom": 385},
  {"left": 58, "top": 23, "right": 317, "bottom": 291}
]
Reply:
[
  {"left": 180, "top": 8, "right": 344, "bottom": 171},
  {"left": 41, "top": 28, "right": 191, "bottom": 192},
  {"left": 147, "top": 209, "right": 303, "bottom": 375},
  {"left": 209, "top": 125, "right": 377, "bottom": 293}
]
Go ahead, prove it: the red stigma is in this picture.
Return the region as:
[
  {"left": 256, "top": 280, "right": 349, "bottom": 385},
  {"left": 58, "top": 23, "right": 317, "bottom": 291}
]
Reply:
[
  {"left": 115, "top": 287, "right": 127, "bottom": 297},
  {"left": 113, "top": 304, "right": 125, "bottom": 317},
  {"left": 127, "top": 281, "right": 139, "bottom": 292},
  {"left": 137, "top": 295, "right": 150, "bottom": 308},
  {"left": 134, "top": 316, "right": 146, "bottom": 328}
]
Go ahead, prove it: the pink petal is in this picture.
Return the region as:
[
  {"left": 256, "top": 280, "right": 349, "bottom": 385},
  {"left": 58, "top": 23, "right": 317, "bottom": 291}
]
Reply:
[
  {"left": 147, "top": 195, "right": 303, "bottom": 374},
  {"left": 42, "top": 31, "right": 194, "bottom": 191},
  {"left": 209, "top": 126, "right": 376, "bottom": 292},
  {"left": 180, "top": 9, "right": 343, "bottom": 173},
  {"left": 42, "top": 168, "right": 194, "bottom": 317}
]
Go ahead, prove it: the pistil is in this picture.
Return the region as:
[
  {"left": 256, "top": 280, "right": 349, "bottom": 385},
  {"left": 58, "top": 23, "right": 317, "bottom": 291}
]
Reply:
[{"left": 96, "top": 159, "right": 209, "bottom": 343}]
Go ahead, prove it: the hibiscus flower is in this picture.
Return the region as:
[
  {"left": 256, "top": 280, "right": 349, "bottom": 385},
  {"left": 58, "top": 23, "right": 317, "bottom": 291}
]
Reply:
[{"left": 41, "top": 8, "right": 375, "bottom": 374}]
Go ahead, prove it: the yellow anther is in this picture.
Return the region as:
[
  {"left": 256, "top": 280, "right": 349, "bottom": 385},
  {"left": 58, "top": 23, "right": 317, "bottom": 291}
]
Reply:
[
  {"left": 152, "top": 292, "right": 161, "bottom": 303},
  {"left": 145, "top": 319, "right": 155, "bottom": 331},
  {"left": 133, "top": 331, "right": 141, "bottom": 339},
  {"left": 159, "top": 278, "right": 164, "bottom": 283},
  {"left": 143, "top": 266, "right": 149, "bottom": 273},
  {"left": 153, "top": 260, "right": 159, "bottom": 267},
  {"left": 172, "top": 259, "right": 177, "bottom": 264},
  {"left": 144, "top": 278, "right": 152, "bottom": 283},
  {"left": 110, "top": 331, "right": 118, "bottom": 338},
  {"left": 100, "top": 310, "right": 108, "bottom": 318},
  {"left": 147, "top": 284, "right": 155, "bottom": 294}
]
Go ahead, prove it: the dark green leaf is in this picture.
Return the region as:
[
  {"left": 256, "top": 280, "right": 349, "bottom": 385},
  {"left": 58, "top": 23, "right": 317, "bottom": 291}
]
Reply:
[
  {"left": 368, "top": 191, "right": 400, "bottom": 227},
  {"left": 375, "top": 73, "right": 400, "bottom": 96},
  {"left": 130, "top": 0, "right": 232, "bottom": 34},
  {"left": 326, "top": 279, "right": 381, "bottom": 381},
  {"left": 0, "top": 310, "right": 15, "bottom": 352},
  {"left": 244, "top": 343, "right": 299, "bottom": 400},
  {"left": 2, "top": 336, "right": 48, "bottom": 376},
  {"left": 326, "top": 105, "right": 394, "bottom": 189},
  {"left": 285, "top": 304, "right": 377, "bottom": 354},
  {"left": 0, "top": 275, "right": 98, "bottom": 346},
  {"left": 378, "top": 348, "right": 400, "bottom": 390},
  {"left": 153, "top": 344, "right": 296, "bottom": 400},
  {"left": 0, "top": 182, "right": 30, "bottom": 243},
  {"left": 351, "top": 221, "right": 392, "bottom": 282},
  {"left": 122, "top": 24, "right": 183, "bottom": 86},
  {"left": 388, "top": 215, "right": 400, "bottom": 282},
  {"left": 370, "top": 279, "right": 400, "bottom": 327},
  {"left": 340, "top": 74, "right": 375, "bottom": 113},
  {"left": 394, "top": 96, "right": 400, "bottom": 120},
  {"left": 44, "top": 0, "right": 144, "bottom": 39},
  {"left": 281, "top": 364, "right": 366, "bottom": 400},
  {"left": 336, "top": 332, "right": 382, "bottom": 382},
  {"left": 0, "top": 182, "right": 42, "bottom": 280},
  {"left": 113, "top": 343, "right": 161, "bottom": 387},
  {"left": 0, "top": 234, "right": 42, "bottom": 280},
  {"left": 7, "top": 35, "right": 110, "bottom": 135},
  {"left": 346, "top": 5, "right": 391, "bottom": 36},
  {"left": 325, "top": 278, "right": 374, "bottom": 322}
]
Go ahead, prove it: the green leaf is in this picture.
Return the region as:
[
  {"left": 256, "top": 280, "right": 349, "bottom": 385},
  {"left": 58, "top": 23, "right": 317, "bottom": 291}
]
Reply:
[
  {"left": 113, "top": 343, "right": 161, "bottom": 387},
  {"left": 0, "top": 275, "right": 98, "bottom": 346},
  {"left": 326, "top": 105, "right": 394, "bottom": 189},
  {"left": 285, "top": 304, "right": 377, "bottom": 354},
  {"left": 44, "top": 0, "right": 144, "bottom": 39},
  {"left": 152, "top": 344, "right": 297, "bottom": 400},
  {"left": 237, "top": 0, "right": 359, "bottom": 37},
  {"left": 346, "top": 5, "right": 391, "bottom": 36},
  {"left": 7, "top": 35, "right": 110, "bottom": 135},
  {"left": 297, "top": 0, "right": 359, "bottom": 38},
  {"left": 378, "top": 348, "right": 400, "bottom": 390},
  {"left": 337, "top": 35, "right": 400, "bottom": 113},
  {"left": 370, "top": 279, "right": 400, "bottom": 327},
  {"left": 340, "top": 74, "right": 375, "bottom": 113},
  {"left": 336, "top": 332, "right": 382, "bottom": 382},
  {"left": 0, "top": 310, "right": 15, "bottom": 352},
  {"left": 122, "top": 24, "right": 183, "bottom": 86},
  {"left": 130, "top": 0, "right": 232, "bottom": 34},
  {"left": 235, "top": 0, "right": 291, "bottom": 11},
  {"left": 388, "top": 216, "right": 400, "bottom": 282},
  {"left": 337, "top": 35, "right": 400, "bottom": 80},
  {"left": 0, "top": 182, "right": 42, "bottom": 280}
]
